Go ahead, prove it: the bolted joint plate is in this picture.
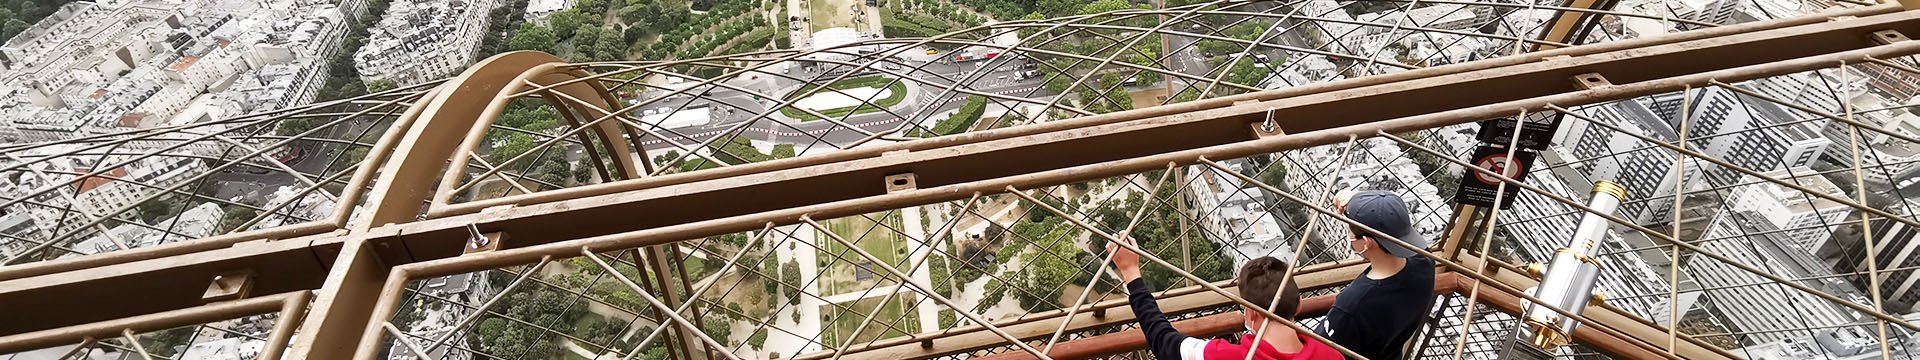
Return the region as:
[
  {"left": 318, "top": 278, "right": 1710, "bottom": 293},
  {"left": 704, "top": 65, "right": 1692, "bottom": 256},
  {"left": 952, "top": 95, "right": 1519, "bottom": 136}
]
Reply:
[
  {"left": 1872, "top": 30, "right": 1911, "bottom": 45},
  {"left": 466, "top": 232, "right": 507, "bottom": 254},
  {"left": 203, "top": 270, "right": 256, "bottom": 302},
  {"left": 1572, "top": 73, "right": 1612, "bottom": 90},
  {"left": 885, "top": 173, "right": 918, "bottom": 193}
]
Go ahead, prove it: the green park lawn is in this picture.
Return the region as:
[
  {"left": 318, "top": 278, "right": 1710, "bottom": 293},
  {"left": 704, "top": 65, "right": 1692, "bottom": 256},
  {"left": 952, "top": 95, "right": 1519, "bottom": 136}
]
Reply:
[
  {"left": 779, "top": 77, "right": 910, "bottom": 121},
  {"left": 816, "top": 212, "right": 909, "bottom": 295},
  {"left": 820, "top": 294, "right": 922, "bottom": 346}
]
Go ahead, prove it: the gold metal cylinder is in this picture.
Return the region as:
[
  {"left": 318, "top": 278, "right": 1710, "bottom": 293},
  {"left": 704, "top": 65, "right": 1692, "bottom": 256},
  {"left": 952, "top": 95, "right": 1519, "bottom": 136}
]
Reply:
[
  {"left": 1524, "top": 180, "right": 1629, "bottom": 351},
  {"left": 1592, "top": 180, "right": 1627, "bottom": 201}
]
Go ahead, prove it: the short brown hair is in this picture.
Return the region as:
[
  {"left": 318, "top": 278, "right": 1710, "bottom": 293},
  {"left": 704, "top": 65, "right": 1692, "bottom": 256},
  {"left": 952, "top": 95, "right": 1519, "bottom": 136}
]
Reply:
[{"left": 1238, "top": 256, "right": 1301, "bottom": 319}]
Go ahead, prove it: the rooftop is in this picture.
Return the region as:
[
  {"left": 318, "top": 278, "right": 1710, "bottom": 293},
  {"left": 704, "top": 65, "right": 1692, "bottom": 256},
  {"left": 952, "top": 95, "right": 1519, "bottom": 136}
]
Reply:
[{"left": 168, "top": 56, "right": 201, "bottom": 72}]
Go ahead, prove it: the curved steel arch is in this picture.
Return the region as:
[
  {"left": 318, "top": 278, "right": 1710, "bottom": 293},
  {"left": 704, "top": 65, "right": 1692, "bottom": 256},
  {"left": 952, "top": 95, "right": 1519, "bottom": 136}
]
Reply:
[
  {"left": 359, "top": 52, "right": 598, "bottom": 228},
  {"left": 298, "top": 51, "right": 655, "bottom": 358}
]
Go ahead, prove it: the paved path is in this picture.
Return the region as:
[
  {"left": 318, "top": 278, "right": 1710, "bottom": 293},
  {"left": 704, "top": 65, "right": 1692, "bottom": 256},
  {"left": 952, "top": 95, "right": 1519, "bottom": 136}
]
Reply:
[
  {"left": 860, "top": 1, "right": 882, "bottom": 34},
  {"left": 760, "top": 224, "right": 825, "bottom": 356},
  {"left": 901, "top": 206, "right": 942, "bottom": 332},
  {"left": 564, "top": 339, "right": 620, "bottom": 359},
  {"left": 817, "top": 284, "right": 904, "bottom": 303},
  {"left": 956, "top": 195, "right": 1028, "bottom": 235},
  {"left": 786, "top": 0, "right": 810, "bottom": 47}
]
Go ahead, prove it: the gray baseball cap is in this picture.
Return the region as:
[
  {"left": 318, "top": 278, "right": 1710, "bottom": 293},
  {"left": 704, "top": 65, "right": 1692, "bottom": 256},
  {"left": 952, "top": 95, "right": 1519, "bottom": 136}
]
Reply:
[{"left": 1344, "top": 191, "right": 1427, "bottom": 258}]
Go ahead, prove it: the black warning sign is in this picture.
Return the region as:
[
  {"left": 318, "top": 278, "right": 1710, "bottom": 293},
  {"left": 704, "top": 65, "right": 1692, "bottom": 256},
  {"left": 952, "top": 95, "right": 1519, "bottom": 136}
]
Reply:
[
  {"left": 1475, "top": 112, "right": 1562, "bottom": 151},
  {"left": 1455, "top": 145, "right": 1536, "bottom": 209}
]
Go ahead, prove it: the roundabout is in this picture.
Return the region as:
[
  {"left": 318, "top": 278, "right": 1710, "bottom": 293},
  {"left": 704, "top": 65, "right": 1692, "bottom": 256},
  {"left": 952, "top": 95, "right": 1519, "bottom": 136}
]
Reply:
[{"left": 779, "top": 76, "right": 911, "bottom": 121}]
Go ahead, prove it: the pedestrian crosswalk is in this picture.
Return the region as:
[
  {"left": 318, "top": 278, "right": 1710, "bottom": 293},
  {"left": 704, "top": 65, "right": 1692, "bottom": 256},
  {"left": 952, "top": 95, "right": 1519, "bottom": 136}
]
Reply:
[
  {"left": 976, "top": 76, "right": 1019, "bottom": 87},
  {"left": 914, "top": 86, "right": 1044, "bottom": 107},
  {"left": 914, "top": 92, "right": 945, "bottom": 106}
]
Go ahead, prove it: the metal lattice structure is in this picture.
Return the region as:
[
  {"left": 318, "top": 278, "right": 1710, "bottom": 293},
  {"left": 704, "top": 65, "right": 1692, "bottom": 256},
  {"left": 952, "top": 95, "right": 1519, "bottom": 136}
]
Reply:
[{"left": 3, "top": 0, "right": 1920, "bottom": 359}]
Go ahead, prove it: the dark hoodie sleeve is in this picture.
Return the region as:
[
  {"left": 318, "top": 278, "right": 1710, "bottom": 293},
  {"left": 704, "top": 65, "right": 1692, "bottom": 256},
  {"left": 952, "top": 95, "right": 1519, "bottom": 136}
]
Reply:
[{"left": 1127, "top": 278, "right": 1194, "bottom": 360}]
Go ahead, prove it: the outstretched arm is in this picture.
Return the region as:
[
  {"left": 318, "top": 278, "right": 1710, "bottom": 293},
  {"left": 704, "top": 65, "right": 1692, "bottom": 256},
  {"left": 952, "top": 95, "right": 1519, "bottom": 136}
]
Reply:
[{"left": 1113, "top": 239, "right": 1208, "bottom": 360}]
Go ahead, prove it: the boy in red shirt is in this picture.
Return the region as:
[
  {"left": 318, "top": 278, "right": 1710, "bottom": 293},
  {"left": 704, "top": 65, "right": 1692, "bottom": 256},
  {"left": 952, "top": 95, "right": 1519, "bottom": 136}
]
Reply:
[{"left": 1110, "top": 240, "right": 1344, "bottom": 360}]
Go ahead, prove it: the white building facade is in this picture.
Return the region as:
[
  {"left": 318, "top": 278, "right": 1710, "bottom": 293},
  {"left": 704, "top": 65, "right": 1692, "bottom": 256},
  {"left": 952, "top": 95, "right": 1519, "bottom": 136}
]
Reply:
[{"left": 353, "top": 0, "right": 500, "bottom": 85}]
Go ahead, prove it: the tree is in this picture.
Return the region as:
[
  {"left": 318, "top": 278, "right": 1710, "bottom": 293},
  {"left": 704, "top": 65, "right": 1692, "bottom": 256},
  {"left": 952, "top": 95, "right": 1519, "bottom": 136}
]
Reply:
[
  {"left": 703, "top": 318, "right": 733, "bottom": 345},
  {"left": 333, "top": 145, "right": 370, "bottom": 167},
  {"left": 572, "top": 161, "right": 592, "bottom": 183},
  {"left": 275, "top": 118, "right": 316, "bottom": 136},
  {"left": 552, "top": 9, "right": 589, "bottom": 39},
  {"left": 367, "top": 79, "right": 396, "bottom": 92},
  {"left": 593, "top": 28, "right": 628, "bottom": 60},
  {"left": 0, "top": 8, "right": 16, "bottom": 39},
  {"left": 938, "top": 309, "right": 958, "bottom": 328},
  {"left": 1170, "top": 88, "right": 1203, "bottom": 103},
  {"left": 0, "top": 19, "right": 23, "bottom": 41},
  {"left": 580, "top": 0, "right": 610, "bottom": 13},
  {"left": 1076, "top": 0, "right": 1130, "bottom": 15},
  {"left": 653, "top": 150, "right": 681, "bottom": 169},
  {"left": 931, "top": 96, "right": 987, "bottom": 135},
  {"left": 623, "top": 20, "right": 648, "bottom": 41},
  {"left": 749, "top": 328, "right": 769, "bottom": 349},
  {"left": 217, "top": 206, "right": 261, "bottom": 233},
  {"left": 1254, "top": 155, "right": 1287, "bottom": 190},
  {"left": 711, "top": 232, "right": 749, "bottom": 248},
  {"left": 1043, "top": 69, "right": 1071, "bottom": 94},
  {"left": 1016, "top": 12, "right": 1046, "bottom": 38},
  {"left": 136, "top": 195, "right": 183, "bottom": 224},
  {"left": 1012, "top": 227, "right": 1082, "bottom": 311},
  {"left": 465, "top": 287, "right": 589, "bottom": 357},
  {"left": 1026, "top": 197, "right": 1057, "bottom": 223},
  {"left": 1116, "top": 183, "right": 1232, "bottom": 290},
  {"left": 1219, "top": 58, "right": 1272, "bottom": 91},
  {"left": 486, "top": 132, "right": 540, "bottom": 165},
  {"left": 533, "top": 160, "right": 570, "bottom": 188},
  {"left": 137, "top": 327, "right": 196, "bottom": 358},
  {"left": 619, "top": 4, "right": 651, "bottom": 25},
  {"left": 508, "top": 23, "right": 557, "bottom": 53},
  {"left": 1196, "top": 40, "right": 1237, "bottom": 56},
  {"left": 15, "top": 1, "right": 41, "bottom": 19},
  {"left": 640, "top": 347, "right": 669, "bottom": 360},
  {"left": 984, "top": 223, "right": 1006, "bottom": 245},
  {"left": 1100, "top": 72, "right": 1125, "bottom": 89},
  {"left": 573, "top": 26, "right": 602, "bottom": 51},
  {"left": 1036, "top": 0, "right": 1077, "bottom": 17},
  {"left": 1102, "top": 86, "right": 1132, "bottom": 113},
  {"left": 497, "top": 100, "right": 560, "bottom": 131},
  {"left": 781, "top": 261, "right": 802, "bottom": 305},
  {"left": 975, "top": 278, "right": 1007, "bottom": 313},
  {"left": 579, "top": 316, "right": 624, "bottom": 344}
]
